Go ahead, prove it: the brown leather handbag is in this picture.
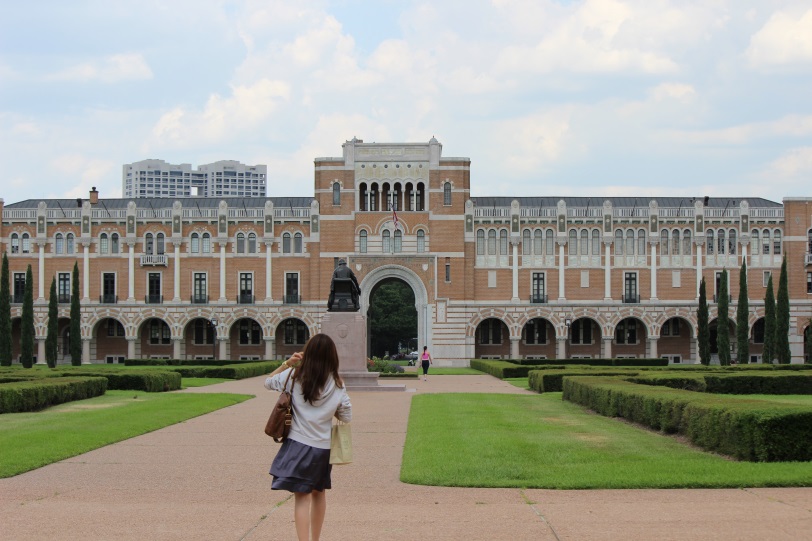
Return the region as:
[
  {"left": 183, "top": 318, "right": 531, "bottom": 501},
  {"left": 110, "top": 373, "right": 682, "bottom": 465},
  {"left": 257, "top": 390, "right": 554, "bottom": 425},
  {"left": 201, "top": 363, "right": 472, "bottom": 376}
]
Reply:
[{"left": 265, "top": 368, "right": 295, "bottom": 442}]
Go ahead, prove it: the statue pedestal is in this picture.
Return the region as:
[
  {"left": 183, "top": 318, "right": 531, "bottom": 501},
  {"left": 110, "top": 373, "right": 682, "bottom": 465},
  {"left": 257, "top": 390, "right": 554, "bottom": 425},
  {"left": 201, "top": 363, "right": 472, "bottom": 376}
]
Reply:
[{"left": 321, "top": 312, "right": 405, "bottom": 392}]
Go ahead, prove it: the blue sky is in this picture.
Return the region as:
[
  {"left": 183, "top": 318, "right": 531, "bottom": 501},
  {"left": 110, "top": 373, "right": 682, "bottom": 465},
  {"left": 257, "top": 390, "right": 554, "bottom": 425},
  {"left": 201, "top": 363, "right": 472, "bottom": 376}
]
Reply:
[{"left": 1, "top": 0, "right": 810, "bottom": 204}]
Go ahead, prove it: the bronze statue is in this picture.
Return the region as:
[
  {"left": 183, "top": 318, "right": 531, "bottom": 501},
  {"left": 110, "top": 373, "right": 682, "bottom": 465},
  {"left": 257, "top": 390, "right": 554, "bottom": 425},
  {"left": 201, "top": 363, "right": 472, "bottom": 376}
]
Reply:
[{"left": 328, "top": 259, "right": 361, "bottom": 311}]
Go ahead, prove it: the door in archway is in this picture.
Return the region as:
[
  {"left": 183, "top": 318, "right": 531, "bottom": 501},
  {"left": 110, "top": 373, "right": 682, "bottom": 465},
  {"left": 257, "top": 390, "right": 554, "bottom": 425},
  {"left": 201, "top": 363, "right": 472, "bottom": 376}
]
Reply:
[{"left": 367, "top": 278, "right": 417, "bottom": 359}]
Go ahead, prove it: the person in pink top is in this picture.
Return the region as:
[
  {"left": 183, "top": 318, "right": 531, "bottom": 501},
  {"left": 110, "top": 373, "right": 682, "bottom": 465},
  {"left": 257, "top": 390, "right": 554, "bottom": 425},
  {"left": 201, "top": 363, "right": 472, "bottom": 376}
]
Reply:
[{"left": 420, "top": 346, "right": 432, "bottom": 381}]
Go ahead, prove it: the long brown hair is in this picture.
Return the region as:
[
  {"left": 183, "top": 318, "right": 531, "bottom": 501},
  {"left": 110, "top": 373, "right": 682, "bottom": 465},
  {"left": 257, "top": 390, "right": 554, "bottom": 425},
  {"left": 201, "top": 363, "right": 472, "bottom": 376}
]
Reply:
[{"left": 298, "top": 333, "right": 344, "bottom": 404}]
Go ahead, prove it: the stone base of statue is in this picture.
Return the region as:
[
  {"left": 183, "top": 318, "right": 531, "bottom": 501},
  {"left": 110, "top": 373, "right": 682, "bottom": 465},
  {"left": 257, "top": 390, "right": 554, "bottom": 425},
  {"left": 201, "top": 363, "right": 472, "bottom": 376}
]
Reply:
[{"left": 321, "top": 312, "right": 405, "bottom": 392}]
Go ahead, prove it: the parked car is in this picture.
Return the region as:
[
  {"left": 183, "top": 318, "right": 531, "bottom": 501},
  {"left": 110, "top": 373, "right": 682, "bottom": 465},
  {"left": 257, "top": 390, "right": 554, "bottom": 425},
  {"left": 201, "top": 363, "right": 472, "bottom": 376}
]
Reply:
[{"left": 406, "top": 351, "right": 419, "bottom": 366}]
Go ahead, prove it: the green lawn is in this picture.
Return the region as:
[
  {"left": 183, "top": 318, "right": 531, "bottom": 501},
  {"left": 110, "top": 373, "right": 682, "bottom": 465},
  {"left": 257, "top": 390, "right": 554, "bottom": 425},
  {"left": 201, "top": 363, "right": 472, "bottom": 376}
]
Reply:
[
  {"left": 505, "top": 377, "right": 530, "bottom": 390},
  {"left": 401, "top": 393, "right": 812, "bottom": 489},
  {"left": 0, "top": 390, "right": 252, "bottom": 478},
  {"left": 182, "top": 377, "right": 231, "bottom": 387}
]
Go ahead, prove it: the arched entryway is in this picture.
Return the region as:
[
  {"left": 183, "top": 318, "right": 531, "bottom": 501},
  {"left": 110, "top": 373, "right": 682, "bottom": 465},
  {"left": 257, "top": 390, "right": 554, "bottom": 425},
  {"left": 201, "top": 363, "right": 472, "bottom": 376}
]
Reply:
[
  {"left": 184, "top": 317, "right": 218, "bottom": 360},
  {"left": 659, "top": 317, "right": 693, "bottom": 363},
  {"left": 567, "top": 317, "right": 600, "bottom": 359},
  {"left": 138, "top": 317, "right": 172, "bottom": 360},
  {"left": 751, "top": 317, "right": 766, "bottom": 363},
  {"left": 229, "top": 317, "right": 264, "bottom": 360},
  {"left": 366, "top": 278, "right": 417, "bottom": 358},
  {"left": 275, "top": 318, "right": 310, "bottom": 358},
  {"left": 93, "top": 317, "right": 127, "bottom": 363},
  {"left": 474, "top": 318, "right": 509, "bottom": 359},
  {"left": 612, "top": 317, "right": 648, "bottom": 359},
  {"left": 519, "top": 317, "right": 555, "bottom": 360}
]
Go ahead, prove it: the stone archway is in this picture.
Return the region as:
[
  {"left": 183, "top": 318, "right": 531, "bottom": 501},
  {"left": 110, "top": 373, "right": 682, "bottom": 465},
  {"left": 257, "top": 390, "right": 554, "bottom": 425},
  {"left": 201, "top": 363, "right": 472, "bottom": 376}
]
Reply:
[{"left": 359, "top": 265, "right": 430, "bottom": 356}]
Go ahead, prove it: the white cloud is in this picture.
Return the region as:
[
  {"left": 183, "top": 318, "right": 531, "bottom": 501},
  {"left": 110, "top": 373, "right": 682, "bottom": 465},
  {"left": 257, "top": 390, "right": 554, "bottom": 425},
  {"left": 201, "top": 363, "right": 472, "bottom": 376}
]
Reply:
[
  {"left": 45, "top": 53, "right": 153, "bottom": 83},
  {"left": 666, "top": 114, "right": 812, "bottom": 145},
  {"left": 49, "top": 154, "right": 117, "bottom": 198},
  {"left": 649, "top": 83, "right": 696, "bottom": 102},
  {"left": 746, "top": 8, "right": 812, "bottom": 67},
  {"left": 492, "top": 108, "right": 578, "bottom": 175}
]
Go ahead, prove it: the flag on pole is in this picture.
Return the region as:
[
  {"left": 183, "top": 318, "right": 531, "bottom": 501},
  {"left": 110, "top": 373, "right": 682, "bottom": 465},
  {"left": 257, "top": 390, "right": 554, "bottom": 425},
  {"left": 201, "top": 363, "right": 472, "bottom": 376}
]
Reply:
[{"left": 392, "top": 207, "right": 399, "bottom": 230}]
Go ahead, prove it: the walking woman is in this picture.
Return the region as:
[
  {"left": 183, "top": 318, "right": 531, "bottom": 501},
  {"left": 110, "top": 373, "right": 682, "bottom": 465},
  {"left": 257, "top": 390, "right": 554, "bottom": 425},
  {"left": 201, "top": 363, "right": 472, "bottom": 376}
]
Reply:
[
  {"left": 420, "top": 345, "right": 432, "bottom": 381},
  {"left": 265, "top": 333, "right": 352, "bottom": 541}
]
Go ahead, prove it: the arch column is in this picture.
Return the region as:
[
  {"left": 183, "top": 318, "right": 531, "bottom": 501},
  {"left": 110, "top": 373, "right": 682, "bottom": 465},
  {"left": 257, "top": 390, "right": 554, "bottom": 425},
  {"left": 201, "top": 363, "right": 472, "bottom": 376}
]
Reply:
[
  {"left": 556, "top": 337, "right": 567, "bottom": 359},
  {"left": 265, "top": 336, "right": 276, "bottom": 360},
  {"left": 511, "top": 239, "right": 519, "bottom": 302},
  {"left": 37, "top": 337, "right": 46, "bottom": 365},
  {"left": 219, "top": 242, "right": 227, "bottom": 302},
  {"left": 557, "top": 238, "right": 567, "bottom": 301},
  {"left": 173, "top": 241, "right": 182, "bottom": 302},
  {"left": 82, "top": 337, "right": 91, "bottom": 364},
  {"left": 649, "top": 241, "right": 658, "bottom": 301},
  {"left": 603, "top": 240, "right": 612, "bottom": 300},
  {"left": 82, "top": 242, "right": 90, "bottom": 302},
  {"left": 173, "top": 337, "right": 183, "bottom": 360},
  {"left": 127, "top": 241, "right": 136, "bottom": 302},
  {"left": 602, "top": 336, "right": 613, "bottom": 359},
  {"left": 37, "top": 242, "right": 46, "bottom": 301},
  {"left": 264, "top": 241, "right": 273, "bottom": 302},
  {"left": 647, "top": 336, "right": 659, "bottom": 359},
  {"left": 510, "top": 337, "right": 520, "bottom": 360},
  {"left": 218, "top": 337, "right": 228, "bottom": 360},
  {"left": 127, "top": 337, "right": 137, "bottom": 360}
]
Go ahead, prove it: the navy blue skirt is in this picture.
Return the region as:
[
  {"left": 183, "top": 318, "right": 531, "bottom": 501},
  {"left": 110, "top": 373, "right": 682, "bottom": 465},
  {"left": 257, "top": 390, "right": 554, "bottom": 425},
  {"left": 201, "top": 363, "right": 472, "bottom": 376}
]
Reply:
[{"left": 270, "top": 438, "right": 332, "bottom": 493}]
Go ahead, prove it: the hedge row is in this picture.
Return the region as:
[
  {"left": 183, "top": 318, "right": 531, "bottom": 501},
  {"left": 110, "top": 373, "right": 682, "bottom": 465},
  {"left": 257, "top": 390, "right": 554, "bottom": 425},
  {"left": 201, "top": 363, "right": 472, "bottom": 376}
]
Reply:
[
  {"left": 562, "top": 376, "right": 812, "bottom": 462},
  {"left": 628, "top": 373, "right": 812, "bottom": 395},
  {"left": 504, "top": 357, "right": 669, "bottom": 367},
  {"left": 166, "top": 361, "right": 280, "bottom": 379},
  {"left": 529, "top": 369, "right": 640, "bottom": 393},
  {"left": 61, "top": 371, "right": 182, "bottom": 392},
  {"left": 470, "top": 360, "right": 568, "bottom": 378},
  {"left": 0, "top": 377, "right": 108, "bottom": 414},
  {"left": 124, "top": 358, "right": 269, "bottom": 366}
]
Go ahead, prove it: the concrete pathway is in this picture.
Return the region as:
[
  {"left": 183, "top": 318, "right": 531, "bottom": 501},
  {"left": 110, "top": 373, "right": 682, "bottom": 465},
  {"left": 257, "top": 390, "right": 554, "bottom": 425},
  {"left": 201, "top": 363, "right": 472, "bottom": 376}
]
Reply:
[{"left": 1, "top": 375, "right": 811, "bottom": 540}]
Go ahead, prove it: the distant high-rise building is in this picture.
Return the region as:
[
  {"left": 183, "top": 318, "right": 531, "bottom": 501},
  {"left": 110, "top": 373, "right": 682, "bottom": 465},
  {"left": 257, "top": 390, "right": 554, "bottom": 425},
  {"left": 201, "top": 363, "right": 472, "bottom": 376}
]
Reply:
[{"left": 122, "top": 159, "right": 267, "bottom": 198}]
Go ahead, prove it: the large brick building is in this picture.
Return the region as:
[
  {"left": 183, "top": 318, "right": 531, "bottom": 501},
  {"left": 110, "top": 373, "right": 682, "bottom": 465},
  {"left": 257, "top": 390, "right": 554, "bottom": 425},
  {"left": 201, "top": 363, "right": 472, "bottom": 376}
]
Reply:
[{"left": 2, "top": 138, "right": 811, "bottom": 365}]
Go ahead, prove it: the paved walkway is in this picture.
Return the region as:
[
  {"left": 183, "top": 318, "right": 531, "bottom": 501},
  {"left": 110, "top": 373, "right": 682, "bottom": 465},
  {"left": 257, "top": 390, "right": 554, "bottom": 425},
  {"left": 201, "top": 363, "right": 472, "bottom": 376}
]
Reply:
[{"left": 1, "top": 375, "right": 811, "bottom": 540}]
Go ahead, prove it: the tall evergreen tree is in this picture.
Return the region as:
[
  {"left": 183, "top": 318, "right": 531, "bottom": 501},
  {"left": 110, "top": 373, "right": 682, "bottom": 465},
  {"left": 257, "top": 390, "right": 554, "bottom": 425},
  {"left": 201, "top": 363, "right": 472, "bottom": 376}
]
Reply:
[
  {"left": 806, "top": 320, "right": 812, "bottom": 364},
  {"left": 70, "top": 262, "right": 82, "bottom": 366},
  {"left": 698, "top": 277, "right": 710, "bottom": 365},
  {"left": 45, "top": 277, "right": 58, "bottom": 368},
  {"left": 763, "top": 275, "right": 776, "bottom": 365},
  {"left": 775, "top": 255, "right": 791, "bottom": 363},
  {"left": 736, "top": 261, "right": 749, "bottom": 364},
  {"left": 0, "top": 252, "right": 11, "bottom": 366},
  {"left": 717, "top": 270, "right": 731, "bottom": 366},
  {"left": 20, "top": 265, "right": 34, "bottom": 368}
]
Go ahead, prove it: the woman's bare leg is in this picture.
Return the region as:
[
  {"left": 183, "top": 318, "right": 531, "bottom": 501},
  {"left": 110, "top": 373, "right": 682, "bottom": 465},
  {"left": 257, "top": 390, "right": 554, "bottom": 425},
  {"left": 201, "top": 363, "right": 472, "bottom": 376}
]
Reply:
[
  {"left": 294, "top": 492, "right": 311, "bottom": 541},
  {"left": 310, "top": 490, "right": 327, "bottom": 540}
]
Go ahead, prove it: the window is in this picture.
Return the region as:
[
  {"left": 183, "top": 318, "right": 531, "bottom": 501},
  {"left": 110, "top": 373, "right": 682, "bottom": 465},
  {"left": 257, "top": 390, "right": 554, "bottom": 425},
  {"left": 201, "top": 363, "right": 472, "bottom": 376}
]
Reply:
[
  {"left": 359, "top": 183, "right": 368, "bottom": 211},
  {"left": 615, "top": 319, "right": 638, "bottom": 344},
  {"left": 11, "top": 233, "right": 19, "bottom": 254},
  {"left": 536, "top": 230, "right": 544, "bottom": 255},
  {"left": 531, "top": 272, "right": 545, "bottom": 302},
  {"left": 248, "top": 233, "right": 256, "bottom": 253},
  {"left": 333, "top": 182, "right": 341, "bottom": 205},
  {"left": 580, "top": 230, "right": 588, "bottom": 255},
  {"left": 360, "top": 230, "right": 368, "bottom": 253},
  {"left": 22, "top": 233, "right": 30, "bottom": 254},
  {"left": 145, "top": 233, "right": 153, "bottom": 255},
  {"left": 752, "top": 319, "right": 765, "bottom": 344},
  {"left": 476, "top": 230, "right": 485, "bottom": 255},
  {"left": 237, "top": 233, "right": 245, "bottom": 254},
  {"left": 751, "top": 230, "right": 760, "bottom": 255},
  {"left": 58, "top": 272, "right": 70, "bottom": 303},
  {"left": 239, "top": 272, "right": 253, "bottom": 304},
  {"left": 626, "top": 230, "right": 634, "bottom": 255},
  {"left": 55, "top": 233, "right": 64, "bottom": 254},
  {"left": 672, "top": 229, "right": 680, "bottom": 255},
  {"left": 661, "top": 229, "right": 669, "bottom": 256},
  {"left": 773, "top": 230, "right": 782, "bottom": 255},
  {"left": 106, "top": 319, "right": 125, "bottom": 337},
  {"left": 717, "top": 229, "right": 725, "bottom": 255},
  {"left": 394, "top": 230, "right": 402, "bottom": 253},
  {"left": 382, "top": 230, "right": 391, "bottom": 253},
  {"left": 499, "top": 229, "right": 508, "bottom": 255},
  {"left": 762, "top": 229, "right": 771, "bottom": 255},
  {"left": 706, "top": 229, "right": 714, "bottom": 255},
  {"left": 443, "top": 182, "right": 451, "bottom": 205},
  {"left": 488, "top": 230, "right": 496, "bottom": 255},
  {"left": 12, "top": 273, "right": 25, "bottom": 303},
  {"left": 808, "top": 272, "right": 812, "bottom": 294},
  {"left": 191, "top": 233, "right": 200, "bottom": 253},
  {"left": 294, "top": 232, "right": 303, "bottom": 253},
  {"left": 569, "top": 229, "right": 577, "bottom": 255},
  {"left": 662, "top": 318, "right": 680, "bottom": 337},
  {"left": 571, "top": 319, "right": 592, "bottom": 345},
  {"left": 522, "top": 229, "right": 531, "bottom": 255},
  {"left": 100, "top": 233, "right": 109, "bottom": 254},
  {"left": 102, "top": 273, "right": 116, "bottom": 303},
  {"left": 764, "top": 271, "right": 772, "bottom": 288},
  {"left": 809, "top": 229, "right": 812, "bottom": 254},
  {"left": 282, "top": 232, "right": 291, "bottom": 253},
  {"left": 682, "top": 229, "right": 691, "bottom": 255},
  {"left": 478, "top": 319, "right": 503, "bottom": 345},
  {"left": 202, "top": 233, "right": 211, "bottom": 254},
  {"left": 624, "top": 272, "right": 638, "bottom": 303},
  {"left": 149, "top": 320, "right": 171, "bottom": 345},
  {"left": 546, "top": 230, "right": 554, "bottom": 255},
  {"left": 728, "top": 229, "right": 737, "bottom": 255},
  {"left": 193, "top": 273, "right": 207, "bottom": 303},
  {"left": 525, "top": 318, "right": 547, "bottom": 344},
  {"left": 285, "top": 273, "right": 299, "bottom": 304},
  {"left": 615, "top": 229, "right": 623, "bottom": 255},
  {"left": 593, "top": 229, "right": 601, "bottom": 255},
  {"left": 417, "top": 230, "right": 425, "bottom": 253},
  {"left": 445, "top": 257, "right": 451, "bottom": 282},
  {"left": 284, "top": 319, "right": 308, "bottom": 345},
  {"left": 156, "top": 233, "right": 165, "bottom": 255},
  {"left": 147, "top": 272, "right": 161, "bottom": 303},
  {"left": 193, "top": 319, "right": 215, "bottom": 345},
  {"left": 239, "top": 320, "right": 262, "bottom": 345}
]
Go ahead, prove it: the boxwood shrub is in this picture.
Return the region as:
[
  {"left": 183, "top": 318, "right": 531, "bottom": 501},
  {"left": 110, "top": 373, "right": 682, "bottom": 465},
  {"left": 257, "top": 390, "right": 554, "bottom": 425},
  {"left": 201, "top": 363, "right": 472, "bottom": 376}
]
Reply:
[
  {"left": 0, "top": 377, "right": 108, "bottom": 413},
  {"left": 59, "top": 370, "right": 182, "bottom": 392},
  {"left": 529, "top": 369, "right": 640, "bottom": 393},
  {"left": 627, "top": 373, "right": 812, "bottom": 394},
  {"left": 469, "top": 360, "right": 562, "bottom": 378},
  {"left": 124, "top": 358, "right": 270, "bottom": 366}
]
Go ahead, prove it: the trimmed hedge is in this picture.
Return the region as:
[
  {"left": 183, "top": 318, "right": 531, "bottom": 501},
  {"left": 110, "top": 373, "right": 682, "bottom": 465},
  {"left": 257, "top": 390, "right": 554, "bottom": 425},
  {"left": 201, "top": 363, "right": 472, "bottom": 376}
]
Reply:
[
  {"left": 529, "top": 369, "right": 640, "bottom": 393},
  {"left": 166, "top": 361, "right": 280, "bottom": 379},
  {"left": 562, "top": 376, "right": 812, "bottom": 462},
  {"left": 124, "top": 358, "right": 270, "bottom": 366},
  {"left": 470, "top": 360, "right": 568, "bottom": 378},
  {"left": 503, "top": 358, "right": 668, "bottom": 367},
  {"left": 57, "top": 370, "right": 182, "bottom": 392},
  {"left": 627, "top": 373, "right": 812, "bottom": 395},
  {"left": 0, "top": 377, "right": 108, "bottom": 413}
]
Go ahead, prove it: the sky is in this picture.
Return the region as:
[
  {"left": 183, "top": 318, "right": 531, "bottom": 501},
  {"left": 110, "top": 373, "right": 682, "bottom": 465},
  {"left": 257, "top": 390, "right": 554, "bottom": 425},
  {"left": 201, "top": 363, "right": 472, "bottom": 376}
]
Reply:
[{"left": 1, "top": 0, "right": 811, "bottom": 205}]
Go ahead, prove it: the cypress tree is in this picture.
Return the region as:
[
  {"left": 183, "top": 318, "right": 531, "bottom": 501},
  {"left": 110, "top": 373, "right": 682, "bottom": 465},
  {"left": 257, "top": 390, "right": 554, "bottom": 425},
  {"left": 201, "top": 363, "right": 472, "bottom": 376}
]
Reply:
[
  {"left": 775, "top": 255, "right": 791, "bottom": 363},
  {"left": 736, "top": 261, "right": 749, "bottom": 364},
  {"left": 0, "top": 252, "right": 11, "bottom": 366},
  {"left": 698, "top": 277, "right": 710, "bottom": 365},
  {"left": 806, "top": 320, "right": 812, "bottom": 364},
  {"left": 717, "top": 269, "right": 731, "bottom": 366},
  {"left": 45, "top": 277, "right": 58, "bottom": 368},
  {"left": 70, "top": 262, "right": 82, "bottom": 366},
  {"left": 20, "top": 265, "right": 34, "bottom": 368},
  {"left": 763, "top": 275, "right": 776, "bottom": 365}
]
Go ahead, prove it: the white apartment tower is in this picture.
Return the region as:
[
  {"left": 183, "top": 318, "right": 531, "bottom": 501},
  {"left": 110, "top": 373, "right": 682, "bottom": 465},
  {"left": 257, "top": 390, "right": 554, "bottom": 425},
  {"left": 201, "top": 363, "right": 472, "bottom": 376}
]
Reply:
[{"left": 123, "top": 159, "right": 267, "bottom": 198}]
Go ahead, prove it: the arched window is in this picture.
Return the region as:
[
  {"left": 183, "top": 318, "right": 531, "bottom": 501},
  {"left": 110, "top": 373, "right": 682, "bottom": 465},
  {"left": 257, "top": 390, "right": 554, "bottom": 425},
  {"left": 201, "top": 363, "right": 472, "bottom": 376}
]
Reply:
[
  {"left": 100, "top": 233, "right": 109, "bottom": 254},
  {"left": 370, "top": 183, "right": 379, "bottom": 211},
  {"left": 359, "top": 230, "right": 368, "bottom": 253},
  {"left": 672, "top": 229, "right": 680, "bottom": 255},
  {"left": 545, "top": 230, "right": 554, "bottom": 255},
  {"left": 191, "top": 233, "right": 200, "bottom": 253},
  {"left": 638, "top": 230, "right": 646, "bottom": 255},
  {"left": 156, "top": 233, "right": 165, "bottom": 255},
  {"left": 592, "top": 229, "right": 601, "bottom": 255},
  {"left": 416, "top": 182, "right": 426, "bottom": 211},
  {"left": 10, "top": 233, "right": 20, "bottom": 254},
  {"left": 614, "top": 229, "right": 623, "bottom": 255},
  {"left": 477, "top": 230, "right": 485, "bottom": 255},
  {"left": 111, "top": 233, "right": 119, "bottom": 254},
  {"left": 661, "top": 229, "right": 669, "bottom": 256},
  {"left": 394, "top": 230, "right": 402, "bottom": 253},
  {"left": 580, "top": 229, "right": 588, "bottom": 255},
  {"left": 248, "top": 233, "right": 257, "bottom": 253},
  {"left": 488, "top": 230, "right": 497, "bottom": 255},
  {"left": 417, "top": 230, "right": 425, "bottom": 253},
  {"left": 773, "top": 229, "right": 782, "bottom": 255},
  {"left": 359, "top": 183, "right": 368, "bottom": 211},
  {"left": 569, "top": 229, "right": 577, "bottom": 255},
  {"left": 717, "top": 229, "right": 726, "bottom": 255},
  {"left": 443, "top": 182, "right": 451, "bottom": 205},
  {"left": 626, "top": 230, "right": 634, "bottom": 255},
  {"left": 282, "top": 233, "right": 291, "bottom": 254},
  {"left": 202, "top": 232, "right": 211, "bottom": 254},
  {"left": 706, "top": 229, "right": 714, "bottom": 255},
  {"left": 382, "top": 230, "right": 391, "bottom": 253},
  {"left": 499, "top": 229, "right": 508, "bottom": 255},
  {"left": 236, "top": 233, "right": 245, "bottom": 254},
  {"left": 728, "top": 229, "right": 737, "bottom": 255},
  {"left": 21, "top": 233, "right": 30, "bottom": 254},
  {"left": 522, "top": 229, "right": 531, "bottom": 255},
  {"left": 332, "top": 182, "right": 341, "bottom": 206},
  {"left": 762, "top": 229, "right": 771, "bottom": 255},
  {"left": 66, "top": 233, "right": 75, "bottom": 254},
  {"left": 55, "top": 233, "right": 64, "bottom": 254},
  {"left": 808, "top": 229, "right": 812, "bottom": 254},
  {"left": 145, "top": 233, "right": 154, "bottom": 255},
  {"left": 294, "top": 232, "right": 303, "bottom": 253},
  {"left": 682, "top": 229, "right": 691, "bottom": 255},
  {"left": 535, "top": 230, "right": 543, "bottom": 255},
  {"left": 751, "top": 229, "right": 760, "bottom": 255}
]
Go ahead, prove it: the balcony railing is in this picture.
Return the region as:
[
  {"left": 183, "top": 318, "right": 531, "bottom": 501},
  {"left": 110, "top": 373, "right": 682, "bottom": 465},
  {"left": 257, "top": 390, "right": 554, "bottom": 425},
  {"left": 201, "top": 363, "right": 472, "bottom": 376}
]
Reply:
[
  {"left": 99, "top": 294, "right": 118, "bottom": 304},
  {"left": 191, "top": 294, "right": 209, "bottom": 304},
  {"left": 530, "top": 294, "right": 548, "bottom": 304},
  {"left": 238, "top": 293, "right": 255, "bottom": 304},
  {"left": 805, "top": 253, "right": 812, "bottom": 265},
  {"left": 145, "top": 294, "right": 163, "bottom": 304},
  {"left": 140, "top": 254, "right": 168, "bottom": 266},
  {"left": 57, "top": 294, "right": 71, "bottom": 303},
  {"left": 283, "top": 294, "right": 301, "bottom": 304},
  {"left": 622, "top": 294, "right": 640, "bottom": 304},
  {"left": 713, "top": 294, "right": 732, "bottom": 303}
]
